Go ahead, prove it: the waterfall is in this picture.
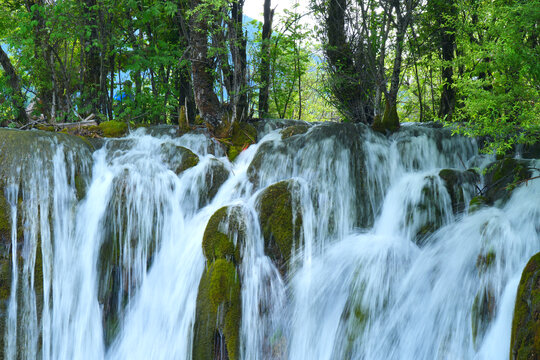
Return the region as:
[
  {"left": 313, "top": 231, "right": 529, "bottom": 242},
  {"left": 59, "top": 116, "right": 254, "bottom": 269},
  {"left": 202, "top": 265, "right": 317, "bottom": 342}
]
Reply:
[{"left": 0, "top": 123, "right": 538, "bottom": 359}]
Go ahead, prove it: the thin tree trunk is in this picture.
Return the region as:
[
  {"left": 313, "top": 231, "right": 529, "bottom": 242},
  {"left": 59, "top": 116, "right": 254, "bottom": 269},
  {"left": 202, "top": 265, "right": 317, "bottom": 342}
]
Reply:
[
  {"left": 258, "top": 0, "right": 273, "bottom": 119},
  {"left": 438, "top": 0, "right": 456, "bottom": 121},
  {"left": 229, "top": 0, "right": 248, "bottom": 122},
  {"left": 0, "top": 46, "right": 29, "bottom": 123}
]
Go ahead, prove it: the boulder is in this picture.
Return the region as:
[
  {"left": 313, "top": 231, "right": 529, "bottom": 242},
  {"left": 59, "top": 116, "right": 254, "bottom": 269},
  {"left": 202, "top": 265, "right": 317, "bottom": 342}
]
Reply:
[
  {"left": 223, "top": 122, "right": 257, "bottom": 162},
  {"left": 280, "top": 124, "right": 311, "bottom": 139},
  {"left": 471, "top": 286, "right": 495, "bottom": 349},
  {"left": 193, "top": 206, "right": 247, "bottom": 360},
  {"left": 159, "top": 143, "right": 200, "bottom": 175},
  {"left": 438, "top": 168, "right": 479, "bottom": 214},
  {"left": 256, "top": 180, "right": 302, "bottom": 275},
  {"left": 405, "top": 176, "right": 448, "bottom": 246},
  {"left": 484, "top": 158, "right": 532, "bottom": 205},
  {"left": 200, "top": 159, "right": 230, "bottom": 206},
  {"left": 510, "top": 252, "right": 540, "bottom": 360}
]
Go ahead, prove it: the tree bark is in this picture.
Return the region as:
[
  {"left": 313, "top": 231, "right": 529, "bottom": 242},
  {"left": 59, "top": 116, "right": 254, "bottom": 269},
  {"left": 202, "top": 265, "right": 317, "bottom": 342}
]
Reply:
[
  {"left": 258, "top": 0, "right": 273, "bottom": 119},
  {"left": 189, "top": 0, "right": 222, "bottom": 128},
  {"left": 325, "top": 0, "right": 374, "bottom": 124},
  {"left": 438, "top": 0, "right": 456, "bottom": 121},
  {"left": 229, "top": 0, "right": 248, "bottom": 122},
  {"left": 0, "top": 46, "right": 29, "bottom": 123},
  {"left": 81, "top": 0, "right": 103, "bottom": 117}
]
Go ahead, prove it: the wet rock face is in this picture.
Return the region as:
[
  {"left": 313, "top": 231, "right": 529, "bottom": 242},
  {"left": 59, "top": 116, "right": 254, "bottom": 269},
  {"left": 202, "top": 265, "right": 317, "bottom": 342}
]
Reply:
[
  {"left": 471, "top": 286, "right": 496, "bottom": 349},
  {"left": 224, "top": 122, "right": 257, "bottom": 162},
  {"left": 159, "top": 143, "right": 200, "bottom": 175},
  {"left": 247, "top": 122, "right": 373, "bottom": 229},
  {"left": 256, "top": 180, "right": 302, "bottom": 276},
  {"left": 510, "top": 252, "right": 540, "bottom": 360},
  {"left": 483, "top": 158, "right": 533, "bottom": 206},
  {"left": 438, "top": 168, "right": 479, "bottom": 214},
  {"left": 405, "top": 176, "right": 448, "bottom": 246},
  {"left": 201, "top": 159, "right": 230, "bottom": 206},
  {"left": 194, "top": 206, "right": 246, "bottom": 360}
]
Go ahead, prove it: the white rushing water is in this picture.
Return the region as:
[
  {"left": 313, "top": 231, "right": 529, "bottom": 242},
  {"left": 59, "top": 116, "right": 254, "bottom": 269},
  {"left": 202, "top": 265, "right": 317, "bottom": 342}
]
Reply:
[{"left": 2, "top": 123, "right": 539, "bottom": 359}]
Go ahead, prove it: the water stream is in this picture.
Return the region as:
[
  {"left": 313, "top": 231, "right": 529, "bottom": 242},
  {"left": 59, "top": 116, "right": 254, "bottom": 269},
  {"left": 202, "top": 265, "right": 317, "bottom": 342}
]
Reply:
[{"left": 1, "top": 122, "right": 538, "bottom": 359}]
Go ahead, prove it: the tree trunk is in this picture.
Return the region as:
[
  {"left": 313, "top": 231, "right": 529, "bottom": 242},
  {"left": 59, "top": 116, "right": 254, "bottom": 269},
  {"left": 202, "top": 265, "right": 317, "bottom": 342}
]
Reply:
[
  {"left": 438, "top": 0, "right": 456, "bottom": 121},
  {"left": 258, "top": 0, "right": 273, "bottom": 119},
  {"left": 325, "top": 0, "right": 373, "bottom": 124},
  {"left": 189, "top": 0, "right": 222, "bottom": 128},
  {"left": 81, "top": 0, "right": 102, "bottom": 117},
  {"left": 0, "top": 46, "right": 29, "bottom": 123},
  {"left": 229, "top": 0, "right": 248, "bottom": 122},
  {"left": 25, "top": 0, "right": 53, "bottom": 118}
]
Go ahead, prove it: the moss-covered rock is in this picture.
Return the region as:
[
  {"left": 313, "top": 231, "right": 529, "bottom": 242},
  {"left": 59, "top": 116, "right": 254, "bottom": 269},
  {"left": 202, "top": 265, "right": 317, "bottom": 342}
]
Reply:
[
  {"left": 484, "top": 158, "right": 532, "bottom": 205},
  {"left": 159, "top": 143, "right": 200, "bottom": 175},
  {"left": 510, "top": 252, "right": 540, "bottom": 360},
  {"left": 469, "top": 196, "right": 488, "bottom": 214},
  {"left": 256, "top": 180, "right": 302, "bottom": 275},
  {"left": 193, "top": 259, "right": 241, "bottom": 360},
  {"left": 201, "top": 159, "right": 230, "bottom": 206},
  {"left": 438, "top": 168, "right": 479, "bottom": 214},
  {"left": 0, "top": 192, "right": 11, "bottom": 246},
  {"left": 194, "top": 206, "right": 246, "bottom": 360},
  {"left": 476, "top": 250, "right": 496, "bottom": 274},
  {"left": 280, "top": 124, "right": 310, "bottom": 139},
  {"left": 246, "top": 141, "right": 283, "bottom": 186},
  {"left": 202, "top": 206, "right": 245, "bottom": 264},
  {"left": 406, "top": 176, "right": 447, "bottom": 246},
  {"left": 471, "top": 286, "right": 495, "bottom": 349},
  {"left": 224, "top": 122, "right": 257, "bottom": 162},
  {"left": 99, "top": 120, "right": 128, "bottom": 137}
]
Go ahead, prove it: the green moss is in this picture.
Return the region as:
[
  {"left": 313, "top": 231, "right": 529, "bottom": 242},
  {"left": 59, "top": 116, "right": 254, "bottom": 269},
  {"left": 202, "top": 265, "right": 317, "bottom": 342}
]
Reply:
[
  {"left": 471, "top": 287, "right": 495, "bottom": 348},
  {"left": 194, "top": 206, "right": 248, "bottom": 359},
  {"left": 257, "top": 180, "right": 302, "bottom": 275},
  {"left": 74, "top": 173, "right": 87, "bottom": 200},
  {"left": 193, "top": 259, "right": 241, "bottom": 360},
  {"left": 469, "top": 196, "right": 487, "bottom": 214},
  {"left": 159, "top": 143, "right": 199, "bottom": 175},
  {"left": 98, "top": 121, "right": 128, "bottom": 138},
  {"left": 178, "top": 105, "right": 191, "bottom": 133},
  {"left": 177, "top": 151, "right": 199, "bottom": 174},
  {"left": 373, "top": 100, "right": 400, "bottom": 133},
  {"left": 226, "top": 122, "right": 257, "bottom": 161},
  {"left": 476, "top": 251, "right": 496, "bottom": 273},
  {"left": 202, "top": 207, "right": 241, "bottom": 264},
  {"left": 36, "top": 125, "right": 55, "bottom": 132},
  {"left": 0, "top": 256, "right": 11, "bottom": 302},
  {"left": 0, "top": 192, "right": 11, "bottom": 244},
  {"left": 485, "top": 158, "right": 532, "bottom": 205},
  {"left": 510, "top": 252, "right": 540, "bottom": 360}
]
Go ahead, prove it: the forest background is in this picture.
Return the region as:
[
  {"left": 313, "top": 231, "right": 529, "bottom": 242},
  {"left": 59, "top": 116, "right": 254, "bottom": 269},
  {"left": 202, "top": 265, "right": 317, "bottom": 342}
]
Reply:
[{"left": 0, "top": 0, "right": 538, "bottom": 154}]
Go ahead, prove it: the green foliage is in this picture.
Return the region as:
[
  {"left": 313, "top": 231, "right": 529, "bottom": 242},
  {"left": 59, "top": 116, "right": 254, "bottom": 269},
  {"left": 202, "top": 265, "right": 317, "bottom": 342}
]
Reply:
[{"left": 447, "top": 0, "right": 540, "bottom": 154}]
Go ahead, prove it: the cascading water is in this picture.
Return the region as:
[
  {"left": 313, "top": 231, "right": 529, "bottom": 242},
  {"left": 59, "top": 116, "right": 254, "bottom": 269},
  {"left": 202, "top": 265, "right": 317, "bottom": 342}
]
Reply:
[{"left": 0, "top": 121, "right": 538, "bottom": 360}]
